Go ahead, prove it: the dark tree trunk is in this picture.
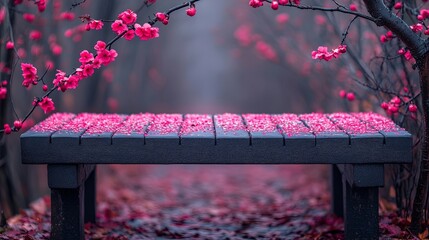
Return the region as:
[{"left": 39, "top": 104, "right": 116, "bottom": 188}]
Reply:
[
  {"left": 410, "top": 54, "right": 429, "bottom": 234},
  {"left": 0, "top": 1, "right": 19, "bottom": 216}
]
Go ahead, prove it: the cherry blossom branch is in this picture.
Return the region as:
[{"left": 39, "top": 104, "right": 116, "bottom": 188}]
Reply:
[
  {"left": 263, "top": 0, "right": 376, "bottom": 23},
  {"left": 0, "top": 0, "right": 204, "bottom": 134},
  {"left": 340, "top": 16, "right": 358, "bottom": 45},
  {"left": 70, "top": 0, "right": 87, "bottom": 11},
  {"left": 362, "top": 0, "right": 426, "bottom": 65},
  {"left": 147, "top": 0, "right": 201, "bottom": 25}
]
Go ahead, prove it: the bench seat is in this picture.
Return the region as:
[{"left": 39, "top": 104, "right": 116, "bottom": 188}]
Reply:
[
  {"left": 22, "top": 112, "right": 411, "bottom": 164},
  {"left": 20, "top": 112, "right": 412, "bottom": 240}
]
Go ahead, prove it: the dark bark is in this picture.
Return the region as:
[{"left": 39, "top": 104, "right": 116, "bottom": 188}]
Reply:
[
  {"left": 410, "top": 54, "right": 429, "bottom": 234},
  {"left": 0, "top": 1, "right": 18, "bottom": 216},
  {"left": 362, "top": 0, "right": 429, "bottom": 234}
]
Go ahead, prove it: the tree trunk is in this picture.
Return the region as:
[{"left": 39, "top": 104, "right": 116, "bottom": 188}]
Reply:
[{"left": 411, "top": 54, "right": 429, "bottom": 234}]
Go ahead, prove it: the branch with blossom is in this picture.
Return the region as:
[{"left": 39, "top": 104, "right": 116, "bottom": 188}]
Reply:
[{"left": 0, "top": 0, "right": 203, "bottom": 134}]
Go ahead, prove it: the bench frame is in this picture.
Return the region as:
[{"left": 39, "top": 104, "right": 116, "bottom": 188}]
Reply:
[{"left": 47, "top": 163, "right": 381, "bottom": 239}]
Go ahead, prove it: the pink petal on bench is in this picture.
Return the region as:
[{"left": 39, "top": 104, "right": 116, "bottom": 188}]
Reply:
[
  {"left": 271, "top": 114, "right": 312, "bottom": 136},
  {"left": 57, "top": 113, "right": 105, "bottom": 133},
  {"left": 180, "top": 114, "right": 214, "bottom": 135},
  {"left": 214, "top": 113, "right": 246, "bottom": 132},
  {"left": 146, "top": 114, "right": 183, "bottom": 135},
  {"left": 242, "top": 114, "right": 278, "bottom": 133},
  {"left": 115, "top": 113, "right": 154, "bottom": 135},
  {"left": 328, "top": 113, "right": 378, "bottom": 135},
  {"left": 83, "top": 114, "right": 126, "bottom": 135},
  {"left": 30, "top": 113, "right": 75, "bottom": 132},
  {"left": 351, "top": 112, "right": 403, "bottom": 132},
  {"left": 299, "top": 113, "right": 343, "bottom": 134}
]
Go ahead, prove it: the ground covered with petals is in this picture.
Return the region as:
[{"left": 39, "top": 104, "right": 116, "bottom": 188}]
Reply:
[{"left": 0, "top": 165, "right": 419, "bottom": 239}]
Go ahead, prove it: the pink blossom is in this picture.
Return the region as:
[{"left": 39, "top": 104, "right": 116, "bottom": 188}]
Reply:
[
  {"left": 89, "top": 20, "right": 104, "bottom": 30},
  {"left": 53, "top": 70, "right": 80, "bottom": 92},
  {"left": 0, "top": 7, "right": 4, "bottom": 25},
  {"left": 346, "top": 92, "right": 355, "bottom": 101},
  {"left": 60, "top": 12, "right": 75, "bottom": 21},
  {"left": 410, "top": 23, "right": 424, "bottom": 32},
  {"left": 155, "top": 12, "right": 167, "bottom": 22},
  {"left": 94, "top": 41, "right": 106, "bottom": 51},
  {"left": 21, "top": 63, "right": 38, "bottom": 88},
  {"left": 82, "top": 64, "right": 95, "bottom": 77},
  {"left": 186, "top": 7, "right": 196, "bottom": 16},
  {"left": 255, "top": 41, "right": 277, "bottom": 62},
  {"left": 29, "top": 30, "right": 42, "bottom": 40},
  {"left": 419, "top": 9, "right": 429, "bottom": 20},
  {"left": 38, "top": 97, "right": 55, "bottom": 114},
  {"left": 23, "top": 13, "right": 35, "bottom": 22},
  {"left": 51, "top": 44, "right": 62, "bottom": 55},
  {"left": 124, "top": 30, "right": 135, "bottom": 40},
  {"left": 111, "top": 20, "right": 128, "bottom": 35},
  {"left": 404, "top": 50, "right": 413, "bottom": 61},
  {"left": 37, "top": 0, "right": 46, "bottom": 12},
  {"left": 6, "top": 41, "right": 14, "bottom": 50},
  {"left": 409, "top": 104, "right": 417, "bottom": 112},
  {"left": 95, "top": 49, "right": 118, "bottom": 65},
  {"left": 79, "top": 50, "right": 94, "bottom": 64},
  {"left": 118, "top": 9, "right": 137, "bottom": 25},
  {"left": 312, "top": 45, "right": 347, "bottom": 61},
  {"left": 134, "top": 23, "right": 159, "bottom": 40},
  {"left": 312, "top": 46, "right": 333, "bottom": 61},
  {"left": 249, "top": 0, "right": 263, "bottom": 8},
  {"left": 0, "top": 87, "right": 7, "bottom": 99},
  {"left": 276, "top": 14, "right": 289, "bottom": 25},
  {"left": 394, "top": 2, "right": 402, "bottom": 9},
  {"left": 234, "top": 25, "right": 253, "bottom": 46}
]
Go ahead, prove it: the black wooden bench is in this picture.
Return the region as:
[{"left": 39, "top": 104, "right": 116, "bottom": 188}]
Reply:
[{"left": 20, "top": 112, "right": 412, "bottom": 239}]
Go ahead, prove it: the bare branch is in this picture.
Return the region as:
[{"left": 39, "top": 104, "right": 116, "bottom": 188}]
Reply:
[{"left": 362, "top": 0, "right": 427, "bottom": 65}]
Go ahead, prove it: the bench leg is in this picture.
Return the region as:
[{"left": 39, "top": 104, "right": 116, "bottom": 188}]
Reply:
[
  {"left": 51, "top": 186, "right": 85, "bottom": 240},
  {"left": 84, "top": 166, "right": 96, "bottom": 223},
  {"left": 48, "top": 164, "right": 95, "bottom": 240},
  {"left": 331, "top": 164, "right": 343, "bottom": 217},
  {"left": 343, "top": 180, "right": 379, "bottom": 239}
]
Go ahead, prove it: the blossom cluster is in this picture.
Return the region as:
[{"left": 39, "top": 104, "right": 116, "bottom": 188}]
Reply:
[
  {"left": 55, "top": 41, "right": 117, "bottom": 92},
  {"left": 381, "top": 96, "right": 418, "bottom": 115},
  {"left": 21, "top": 63, "right": 38, "bottom": 88},
  {"left": 339, "top": 90, "right": 355, "bottom": 102},
  {"left": 110, "top": 9, "right": 159, "bottom": 41},
  {"left": 311, "top": 45, "right": 347, "bottom": 61}
]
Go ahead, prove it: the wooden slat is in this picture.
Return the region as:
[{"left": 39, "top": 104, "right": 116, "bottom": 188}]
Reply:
[
  {"left": 299, "top": 113, "right": 349, "bottom": 145},
  {"left": 145, "top": 114, "right": 182, "bottom": 146},
  {"left": 299, "top": 113, "right": 350, "bottom": 163},
  {"left": 48, "top": 114, "right": 105, "bottom": 163},
  {"left": 112, "top": 113, "right": 154, "bottom": 147},
  {"left": 180, "top": 114, "right": 215, "bottom": 146},
  {"left": 214, "top": 113, "right": 249, "bottom": 146},
  {"left": 81, "top": 114, "right": 126, "bottom": 146},
  {"left": 327, "top": 113, "right": 384, "bottom": 146},
  {"left": 21, "top": 113, "right": 76, "bottom": 164},
  {"left": 271, "top": 113, "right": 315, "bottom": 148},
  {"left": 143, "top": 114, "right": 183, "bottom": 163},
  {"left": 51, "top": 113, "right": 103, "bottom": 145},
  {"left": 242, "top": 114, "right": 283, "bottom": 146},
  {"left": 352, "top": 112, "right": 412, "bottom": 163}
]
